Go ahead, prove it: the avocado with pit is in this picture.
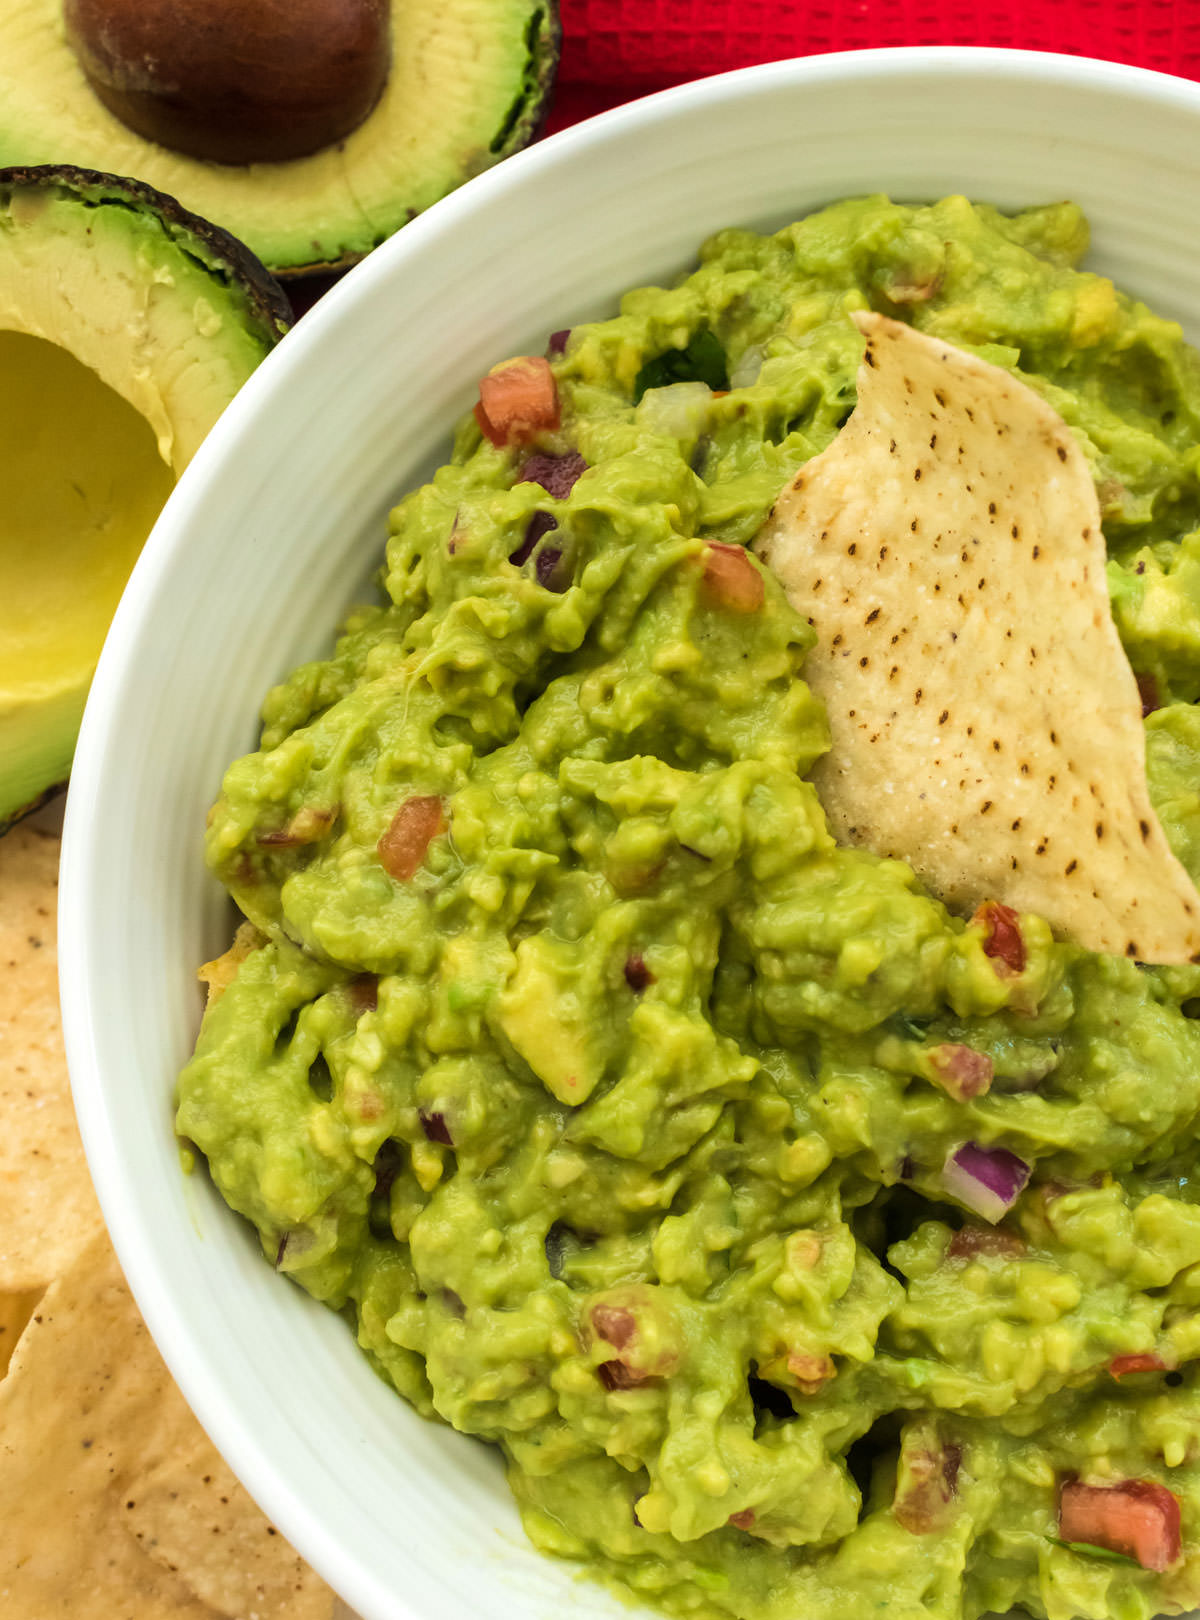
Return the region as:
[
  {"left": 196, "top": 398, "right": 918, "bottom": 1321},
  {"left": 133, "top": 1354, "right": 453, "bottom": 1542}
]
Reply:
[
  {"left": 0, "top": 0, "right": 559, "bottom": 278},
  {"left": 0, "top": 164, "right": 290, "bottom": 830}
]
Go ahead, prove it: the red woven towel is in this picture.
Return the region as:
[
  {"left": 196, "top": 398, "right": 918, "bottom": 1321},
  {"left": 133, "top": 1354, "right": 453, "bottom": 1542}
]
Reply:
[{"left": 557, "top": 0, "right": 1200, "bottom": 86}]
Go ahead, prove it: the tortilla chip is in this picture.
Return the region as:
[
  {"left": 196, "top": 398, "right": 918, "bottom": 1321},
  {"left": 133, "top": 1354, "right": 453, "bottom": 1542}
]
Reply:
[
  {"left": 0, "top": 1228, "right": 334, "bottom": 1620},
  {"left": 754, "top": 312, "right": 1200, "bottom": 963},
  {"left": 198, "top": 919, "right": 264, "bottom": 1010},
  {"left": 125, "top": 1443, "right": 333, "bottom": 1620},
  {"left": 0, "top": 825, "right": 105, "bottom": 1289}
]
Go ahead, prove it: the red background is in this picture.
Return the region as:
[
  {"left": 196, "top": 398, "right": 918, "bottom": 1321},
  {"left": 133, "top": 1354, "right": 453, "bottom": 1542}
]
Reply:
[{"left": 547, "top": 0, "right": 1200, "bottom": 128}]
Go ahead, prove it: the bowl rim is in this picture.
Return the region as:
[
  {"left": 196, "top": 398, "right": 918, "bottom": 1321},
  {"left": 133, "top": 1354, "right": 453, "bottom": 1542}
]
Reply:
[{"left": 58, "top": 43, "right": 1200, "bottom": 1620}]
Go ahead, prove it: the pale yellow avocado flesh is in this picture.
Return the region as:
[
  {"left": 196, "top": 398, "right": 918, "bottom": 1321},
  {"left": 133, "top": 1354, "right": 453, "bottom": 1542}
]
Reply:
[{"left": 0, "top": 329, "right": 173, "bottom": 819}]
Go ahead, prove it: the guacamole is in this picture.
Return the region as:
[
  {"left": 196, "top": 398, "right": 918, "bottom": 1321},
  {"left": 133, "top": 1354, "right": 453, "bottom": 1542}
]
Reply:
[{"left": 178, "top": 196, "right": 1200, "bottom": 1620}]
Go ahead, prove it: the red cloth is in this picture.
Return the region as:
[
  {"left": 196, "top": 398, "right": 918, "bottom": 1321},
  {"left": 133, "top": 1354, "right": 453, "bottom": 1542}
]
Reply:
[{"left": 547, "top": 0, "right": 1200, "bottom": 129}]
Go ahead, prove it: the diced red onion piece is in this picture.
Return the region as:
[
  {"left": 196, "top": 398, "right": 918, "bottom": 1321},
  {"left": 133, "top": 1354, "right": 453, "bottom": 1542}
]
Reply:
[
  {"left": 535, "top": 543, "right": 572, "bottom": 593},
  {"left": 597, "top": 1359, "right": 650, "bottom": 1390},
  {"left": 548, "top": 328, "right": 570, "bottom": 356},
  {"left": 624, "top": 953, "right": 654, "bottom": 993},
  {"left": 942, "top": 1142, "right": 1030, "bottom": 1223},
  {"left": 518, "top": 450, "right": 588, "bottom": 500},
  {"left": 729, "top": 344, "right": 765, "bottom": 389},
  {"left": 509, "top": 510, "right": 557, "bottom": 566},
  {"left": 419, "top": 1109, "right": 453, "bottom": 1146},
  {"left": 1136, "top": 672, "right": 1160, "bottom": 717}
]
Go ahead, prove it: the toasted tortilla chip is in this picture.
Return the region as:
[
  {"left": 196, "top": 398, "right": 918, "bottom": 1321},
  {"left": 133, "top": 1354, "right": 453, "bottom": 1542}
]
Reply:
[
  {"left": 754, "top": 312, "right": 1200, "bottom": 963},
  {"left": 0, "top": 826, "right": 105, "bottom": 1289},
  {"left": 198, "top": 919, "right": 265, "bottom": 1010},
  {"left": 0, "top": 1228, "right": 334, "bottom": 1620},
  {"left": 125, "top": 1445, "right": 334, "bottom": 1620}
]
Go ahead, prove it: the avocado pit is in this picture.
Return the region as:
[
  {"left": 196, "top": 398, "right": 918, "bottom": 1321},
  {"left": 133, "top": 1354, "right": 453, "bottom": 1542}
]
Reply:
[{"left": 62, "top": 0, "right": 391, "bottom": 165}]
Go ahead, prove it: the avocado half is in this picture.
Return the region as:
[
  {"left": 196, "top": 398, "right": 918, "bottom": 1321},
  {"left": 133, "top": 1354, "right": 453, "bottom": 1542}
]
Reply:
[
  {"left": 0, "top": 0, "right": 560, "bottom": 277},
  {"left": 0, "top": 164, "right": 290, "bottom": 831}
]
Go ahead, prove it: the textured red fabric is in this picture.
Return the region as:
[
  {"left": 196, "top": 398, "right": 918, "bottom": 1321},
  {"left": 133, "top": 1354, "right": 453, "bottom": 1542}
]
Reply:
[{"left": 555, "top": 0, "right": 1200, "bottom": 89}]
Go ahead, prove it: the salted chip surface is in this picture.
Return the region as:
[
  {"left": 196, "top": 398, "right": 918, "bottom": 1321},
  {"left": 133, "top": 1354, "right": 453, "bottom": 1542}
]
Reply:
[
  {"left": 0, "top": 1228, "right": 334, "bottom": 1620},
  {"left": 0, "top": 824, "right": 105, "bottom": 1288},
  {"left": 754, "top": 311, "right": 1200, "bottom": 963}
]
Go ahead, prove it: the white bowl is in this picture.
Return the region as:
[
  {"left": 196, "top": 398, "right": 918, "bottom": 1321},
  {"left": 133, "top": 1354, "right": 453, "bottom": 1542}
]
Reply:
[{"left": 59, "top": 46, "right": 1200, "bottom": 1620}]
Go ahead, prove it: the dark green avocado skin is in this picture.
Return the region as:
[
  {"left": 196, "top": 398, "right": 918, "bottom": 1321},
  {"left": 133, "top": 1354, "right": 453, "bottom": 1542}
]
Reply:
[
  {"left": 0, "top": 164, "right": 292, "bottom": 339},
  {"left": 490, "top": 1, "right": 562, "bottom": 159},
  {"left": 0, "top": 781, "right": 62, "bottom": 840}
]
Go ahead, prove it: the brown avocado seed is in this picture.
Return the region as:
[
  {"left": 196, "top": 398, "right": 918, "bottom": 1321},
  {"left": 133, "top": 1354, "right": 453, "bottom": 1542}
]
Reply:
[{"left": 62, "top": 0, "right": 391, "bottom": 166}]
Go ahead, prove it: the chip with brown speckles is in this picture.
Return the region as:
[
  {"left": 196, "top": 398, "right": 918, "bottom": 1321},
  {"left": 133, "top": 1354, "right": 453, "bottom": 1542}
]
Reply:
[
  {"left": 754, "top": 311, "right": 1200, "bottom": 963},
  {"left": 0, "top": 1228, "right": 335, "bottom": 1618},
  {"left": 0, "top": 823, "right": 106, "bottom": 1289}
]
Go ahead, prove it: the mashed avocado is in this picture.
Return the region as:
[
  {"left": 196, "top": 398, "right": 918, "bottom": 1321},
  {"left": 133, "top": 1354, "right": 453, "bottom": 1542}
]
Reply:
[{"left": 178, "top": 196, "right": 1200, "bottom": 1620}]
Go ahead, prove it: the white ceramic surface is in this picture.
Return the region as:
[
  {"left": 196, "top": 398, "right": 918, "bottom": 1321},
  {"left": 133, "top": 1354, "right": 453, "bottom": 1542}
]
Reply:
[{"left": 59, "top": 47, "right": 1200, "bottom": 1620}]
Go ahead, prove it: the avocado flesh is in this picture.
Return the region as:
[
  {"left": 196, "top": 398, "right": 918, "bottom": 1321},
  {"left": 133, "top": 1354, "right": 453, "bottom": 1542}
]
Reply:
[
  {"left": 0, "top": 331, "right": 172, "bottom": 826},
  {"left": 0, "top": 166, "right": 290, "bottom": 829},
  {"left": 0, "top": 0, "right": 560, "bottom": 277}
]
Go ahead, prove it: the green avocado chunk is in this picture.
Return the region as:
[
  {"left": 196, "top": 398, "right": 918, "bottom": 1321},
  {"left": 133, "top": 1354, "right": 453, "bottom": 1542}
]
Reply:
[
  {"left": 0, "top": 164, "right": 289, "bottom": 829},
  {"left": 0, "top": 0, "right": 559, "bottom": 277},
  {"left": 179, "top": 196, "right": 1200, "bottom": 1620}
]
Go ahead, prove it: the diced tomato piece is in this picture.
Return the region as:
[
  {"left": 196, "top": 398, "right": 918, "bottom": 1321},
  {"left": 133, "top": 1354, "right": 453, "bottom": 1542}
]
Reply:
[
  {"left": 786, "top": 1351, "right": 835, "bottom": 1391},
  {"left": 475, "top": 356, "right": 560, "bottom": 447},
  {"left": 728, "top": 1509, "right": 756, "bottom": 1530},
  {"left": 701, "top": 542, "right": 764, "bottom": 613},
  {"left": 947, "top": 1226, "right": 1026, "bottom": 1260},
  {"left": 894, "top": 1439, "right": 962, "bottom": 1534},
  {"left": 1059, "top": 1479, "right": 1181, "bottom": 1572},
  {"left": 972, "top": 901, "right": 1026, "bottom": 976},
  {"left": 929, "top": 1043, "right": 994, "bottom": 1101},
  {"left": 1109, "top": 1353, "right": 1168, "bottom": 1379},
  {"left": 377, "top": 795, "right": 444, "bottom": 882}
]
